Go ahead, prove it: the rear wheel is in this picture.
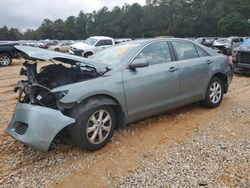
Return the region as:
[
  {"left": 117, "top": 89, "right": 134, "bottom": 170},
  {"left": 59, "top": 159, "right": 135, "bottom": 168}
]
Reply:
[
  {"left": 69, "top": 105, "right": 116, "bottom": 151},
  {"left": 201, "top": 77, "right": 224, "bottom": 108},
  {"left": 0, "top": 54, "right": 12, "bottom": 66}
]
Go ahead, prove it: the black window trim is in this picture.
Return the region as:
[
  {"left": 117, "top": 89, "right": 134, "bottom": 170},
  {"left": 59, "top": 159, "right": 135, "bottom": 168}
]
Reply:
[{"left": 194, "top": 44, "right": 210, "bottom": 58}]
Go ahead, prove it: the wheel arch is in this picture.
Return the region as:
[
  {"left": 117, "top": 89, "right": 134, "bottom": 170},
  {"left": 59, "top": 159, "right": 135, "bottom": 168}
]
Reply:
[
  {"left": 83, "top": 51, "right": 94, "bottom": 57},
  {"left": 212, "top": 72, "right": 228, "bottom": 93},
  {"left": 0, "top": 51, "right": 12, "bottom": 57},
  {"left": 68, "top": 94, "right": 127, "bottom": 129}
]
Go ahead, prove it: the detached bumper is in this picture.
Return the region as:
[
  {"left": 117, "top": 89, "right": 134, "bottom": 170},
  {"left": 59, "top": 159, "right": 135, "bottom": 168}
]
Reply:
[{"left": 6, "top": 102, "right": 75, "bottom": 152}]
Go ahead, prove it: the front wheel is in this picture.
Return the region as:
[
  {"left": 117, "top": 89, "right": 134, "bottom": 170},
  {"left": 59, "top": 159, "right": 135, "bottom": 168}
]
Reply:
[
  {"left": 69, "top": 105, "right": 116, "bottom": 151},
  {"left": 83, "top": 52, "right": 93, "bottom": 58},
  {"left": 0, "top": 54, "right": 12, "bottom": 66},
  {"left": 201, "top": 77, "right": 224, "bottom": 108}
]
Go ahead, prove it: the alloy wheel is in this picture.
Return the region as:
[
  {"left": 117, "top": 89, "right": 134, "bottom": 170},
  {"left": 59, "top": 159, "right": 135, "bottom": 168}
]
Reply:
[
  {"left": 209, "top": 81, "right": 222, "bottom": 104},
  {"left": 0, "top": 55, "right": 11, "bottom": 66},
  {"left": 86, "top": 109, "right": 112, "bottom": 144}
]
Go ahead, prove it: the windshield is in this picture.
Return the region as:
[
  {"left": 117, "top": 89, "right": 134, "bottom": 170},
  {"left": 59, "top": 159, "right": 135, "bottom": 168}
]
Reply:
[
  {"left": 84, "top": 38, "right": 97, "bottom": 46},
  {"left": 89, "top": 43, "right": 140, "bottom": 65}
]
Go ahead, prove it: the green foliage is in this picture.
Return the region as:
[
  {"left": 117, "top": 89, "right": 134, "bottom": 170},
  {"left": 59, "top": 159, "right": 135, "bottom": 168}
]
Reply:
[
  {"left": 218, "top": 11, "right": 250, "bottom": 36},
  {"left": 1, "top": 0, "right": 250, "bottom": 40},
  {"left": 0, "top": 26, "right": 22, "bottom": 40}
]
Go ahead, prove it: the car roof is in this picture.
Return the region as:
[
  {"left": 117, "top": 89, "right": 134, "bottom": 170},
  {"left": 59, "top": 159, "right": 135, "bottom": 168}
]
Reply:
[
  {"left": 119, "top": 38, "right": 217, "bottom": 56},
  {"left": 124, "top": 38, "right": 194, "bottom": 45},
  {"left": 229, "top": 36, "right": 243, "bottom": 39},
  {"left": 90, "top": 36, "right": 113, "bottom": 40}
]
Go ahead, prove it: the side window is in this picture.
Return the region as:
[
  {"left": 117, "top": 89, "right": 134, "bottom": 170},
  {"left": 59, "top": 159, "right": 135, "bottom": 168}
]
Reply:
[
  {"left": 195, "top": 45, "right": 210, "bottom": 57},
  {"left": 135, "top": 42, "right": 172, "bottom": 65},
  {"left": 95, "top": 40, "right": 105, "bottom": 46},
  {"left": 172, "top": 41, "right": 199, "bottom": 60},
  {"left": 104, "top": 40, "right": 113, "bottom": 45}
]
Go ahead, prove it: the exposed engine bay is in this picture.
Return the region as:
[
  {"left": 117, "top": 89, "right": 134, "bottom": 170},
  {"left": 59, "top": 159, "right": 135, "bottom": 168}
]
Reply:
[{"left": 15, "top": 61, "right": 104, "bottom": 108}]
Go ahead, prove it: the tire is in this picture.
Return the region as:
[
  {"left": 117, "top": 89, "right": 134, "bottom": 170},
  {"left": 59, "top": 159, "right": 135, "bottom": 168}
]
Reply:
[
  {"left": 69, "top": 105, "right": 116, "bottom": 151},
  {"left": 201, "top": 77, "right": 224, "bottom": 108},
  {"left": 83, "top": 52, "right": 93, "bottom": 58},
  {"left": 0, "top": 54, "right": 12, "bottom": 66}
]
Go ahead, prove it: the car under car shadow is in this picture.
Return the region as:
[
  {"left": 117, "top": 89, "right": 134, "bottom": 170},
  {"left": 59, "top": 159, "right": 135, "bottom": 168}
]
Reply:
[{"left": 49, "top": 102, "right": 206, "bottom": 153}]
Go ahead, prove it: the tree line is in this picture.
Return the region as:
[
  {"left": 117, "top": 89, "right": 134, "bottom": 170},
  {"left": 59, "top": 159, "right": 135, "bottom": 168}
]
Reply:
[{"left": 1, "top": 0, "right": 250, "bottom": 41}]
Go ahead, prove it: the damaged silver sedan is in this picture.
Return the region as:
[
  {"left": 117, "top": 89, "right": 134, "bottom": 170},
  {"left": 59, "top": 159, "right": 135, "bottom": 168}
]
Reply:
[{"left": 6, "top": 39, "right": 233, "bottom": 151}]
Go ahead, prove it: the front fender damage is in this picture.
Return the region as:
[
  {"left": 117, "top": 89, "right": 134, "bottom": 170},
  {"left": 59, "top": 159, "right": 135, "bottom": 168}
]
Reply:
[{"left": 6, "top": 102, "right": 75, "bottom": 152}]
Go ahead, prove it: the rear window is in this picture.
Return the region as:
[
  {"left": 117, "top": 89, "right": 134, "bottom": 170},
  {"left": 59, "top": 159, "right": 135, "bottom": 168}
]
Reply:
[
  {"left": 172, "top": 41, "right": 199, "bottom": 60},
  {"left": 195, "top": 45, "right": 210, "bottom": 57}
]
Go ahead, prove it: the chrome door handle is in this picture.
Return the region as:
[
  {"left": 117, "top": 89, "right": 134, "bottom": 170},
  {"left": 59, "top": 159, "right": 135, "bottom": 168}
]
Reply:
[{"left": 169, "top": 67, "right": 178, "bottom": 73}]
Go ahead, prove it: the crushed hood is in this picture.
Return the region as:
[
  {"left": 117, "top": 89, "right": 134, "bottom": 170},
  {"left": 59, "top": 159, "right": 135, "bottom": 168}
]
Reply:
[{"left": 15, "top": 45, "right": 106, "bottom": 68}]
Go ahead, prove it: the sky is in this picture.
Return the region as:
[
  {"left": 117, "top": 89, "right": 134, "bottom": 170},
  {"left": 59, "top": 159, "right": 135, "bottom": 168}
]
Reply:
[{"left": 0, "top": 0, "right": 145, "bottom": 30}]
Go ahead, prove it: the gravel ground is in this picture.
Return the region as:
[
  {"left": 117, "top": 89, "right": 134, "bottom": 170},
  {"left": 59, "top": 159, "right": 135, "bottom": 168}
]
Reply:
[
  {"left": 119, "top": 98, "right": 250, "bottom": 187},
  {"left": 0, "top": 61, "right": 249, "bottom": 188}
]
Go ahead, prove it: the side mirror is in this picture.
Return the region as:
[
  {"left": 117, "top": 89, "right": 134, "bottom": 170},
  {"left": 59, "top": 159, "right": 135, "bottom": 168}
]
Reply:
[{"left": 129, "top": 58, "right": 149, "bottom": 69}]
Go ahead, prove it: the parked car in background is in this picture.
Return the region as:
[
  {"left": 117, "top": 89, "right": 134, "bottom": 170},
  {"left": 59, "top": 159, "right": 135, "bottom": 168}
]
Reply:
[
  {"left": 48, "top": 41, "right": 75, "bottom": 52},
  {"left": 232, "top": 38, "right": 250, "bottom": 70},
  {"left": 114, "top": 38, "right": 132, "bottom": 44},
  {"left": 69, "top": 36, "right": 115, "bottom": 57},
  {"left": 0, "top": 42, "right": 19, "bottom": 66},
  {"left": 39, "top": 41, "right": 59, "bottom": 49},
  {"left": 6, "top": 38, "right": 233, "bottom": 152},
  {"left": 195, "top": 37, "right": 217, "bottom": 48},
  {"left": 212, "top": 37, "right": 243, "bottom": 55}
]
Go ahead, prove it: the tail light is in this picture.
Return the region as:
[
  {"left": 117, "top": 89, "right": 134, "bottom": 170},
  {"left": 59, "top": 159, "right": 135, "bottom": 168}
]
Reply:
[{"left": 227, "top": 56, "right": 232, "bottom": 65}]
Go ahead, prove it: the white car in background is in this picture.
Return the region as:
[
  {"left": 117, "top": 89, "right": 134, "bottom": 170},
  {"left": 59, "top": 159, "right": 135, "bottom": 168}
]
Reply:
[
  {"left": 48, "top": 41, "right": 75, "bottom": 53},
  {"left": 69, "top": 36, "right": 115, "bottom": 57}
]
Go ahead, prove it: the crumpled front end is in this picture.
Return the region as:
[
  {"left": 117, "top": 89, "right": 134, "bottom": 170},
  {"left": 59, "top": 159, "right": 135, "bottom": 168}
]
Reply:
[
  {"left": 6, "top": 102, "right": 75, "bottom": 151},
  {"left": 5, "top": 46, "right": 110, "bottom": 152}
]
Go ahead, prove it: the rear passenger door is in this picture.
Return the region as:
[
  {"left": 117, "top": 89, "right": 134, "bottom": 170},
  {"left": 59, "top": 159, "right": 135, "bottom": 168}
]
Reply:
[{"left": 171, "top": 40, "right": 211, "bottom": 102}]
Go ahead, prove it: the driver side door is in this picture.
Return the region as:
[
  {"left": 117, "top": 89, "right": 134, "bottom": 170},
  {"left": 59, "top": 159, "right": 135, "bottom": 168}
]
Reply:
[{"left": 123, "top": 41, "right": 180, "bottom": 118}]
